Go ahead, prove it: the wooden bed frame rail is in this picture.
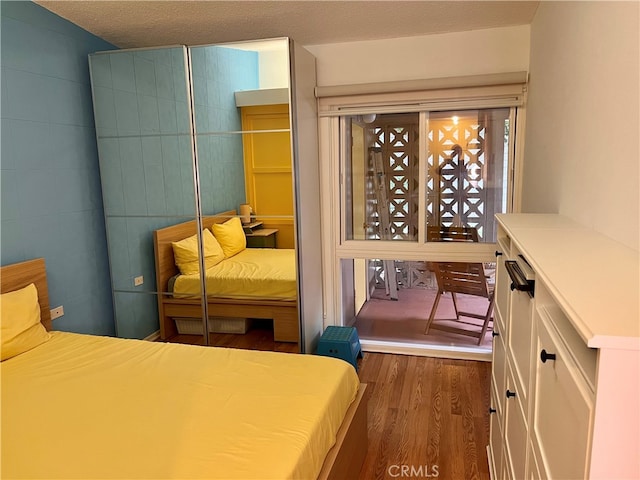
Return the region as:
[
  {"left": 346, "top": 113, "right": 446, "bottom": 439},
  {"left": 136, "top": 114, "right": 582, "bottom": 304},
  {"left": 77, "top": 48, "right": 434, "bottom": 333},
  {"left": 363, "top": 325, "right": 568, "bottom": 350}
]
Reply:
[
  {"left": 153, "top": 210, "right": 299, "bottom": 342},
  {"left": 318, "top": 383, "right": 369, "bottom": 479}
]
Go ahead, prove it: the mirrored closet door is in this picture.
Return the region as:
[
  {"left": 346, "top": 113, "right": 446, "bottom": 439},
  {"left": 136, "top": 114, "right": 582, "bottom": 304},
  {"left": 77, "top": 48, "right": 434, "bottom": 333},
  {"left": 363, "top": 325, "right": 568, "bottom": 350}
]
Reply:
[
  {"left": 89, "top": 39, "right": 323, "bottom": 353},
  {"left": 89, "top": 46, "right": 200, "bottom": 340}
]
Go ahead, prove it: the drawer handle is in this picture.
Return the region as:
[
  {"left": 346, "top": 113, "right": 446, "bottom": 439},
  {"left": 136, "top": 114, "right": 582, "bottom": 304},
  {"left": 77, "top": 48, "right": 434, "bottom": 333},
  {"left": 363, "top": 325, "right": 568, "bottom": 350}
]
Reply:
[
  {"left": 540, "top": 349, "right": 557, "bottom": 363},
  {"left": 506, "top": 389, "right": 516, "bottom": 399},
  {"left": 489, "top": 407, "right": 497, "bottom": 414},
  {"left": 505, "top": 260, "right": 535, "bottom": 296},
  {"left": 492, "top": 331, "right": 500, "bottom": 337},
  {"left": 495, "top": 250, "right": 503, "bottom": 257}
]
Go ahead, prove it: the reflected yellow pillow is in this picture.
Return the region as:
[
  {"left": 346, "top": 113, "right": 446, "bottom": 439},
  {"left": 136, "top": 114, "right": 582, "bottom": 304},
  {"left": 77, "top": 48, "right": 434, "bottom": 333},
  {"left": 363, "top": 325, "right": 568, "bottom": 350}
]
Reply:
[
  {"left": 1, "top": 283, "right": 51, "bottom": 361},
  {"left": 211, "top": 217, "right": 246, "bottom": 258},
  {"left": 172, "top": 229, "right": 225, "bottom": 275}
]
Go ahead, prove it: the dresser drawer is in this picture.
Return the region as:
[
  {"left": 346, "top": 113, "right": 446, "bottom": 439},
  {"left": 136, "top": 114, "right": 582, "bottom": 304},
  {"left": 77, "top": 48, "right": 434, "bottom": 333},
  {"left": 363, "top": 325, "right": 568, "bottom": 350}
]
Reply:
[
  {"left": 536, "top": 298, "right": 597, "bottom": 392},
  {"left": 504, "top": 361, "right": 528, "bottom": 480},
  {"left": 508, "top": 285, "right": 534, "bottom": 404},
  {"left": 491, "top": 328, "right": 507, "bottom": 416},
  {"left": 526, "top": 439, "right": 544, "bottom": 480},
  {"left": 494, "top": 250, "right": 511, "bottom": 334},
  {"left": 489, "top": 389, "right": 504, "bottom": 480},
  {"left": 532, "top": 314, "right": 594, "bottom": 479}
]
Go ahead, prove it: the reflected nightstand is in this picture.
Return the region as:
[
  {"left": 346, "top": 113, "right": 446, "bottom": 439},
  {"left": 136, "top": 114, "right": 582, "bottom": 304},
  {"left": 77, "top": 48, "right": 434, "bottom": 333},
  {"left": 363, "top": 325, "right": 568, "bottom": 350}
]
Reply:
[{"left": 244, "top": 222, "right": 278, "bottom": 248}]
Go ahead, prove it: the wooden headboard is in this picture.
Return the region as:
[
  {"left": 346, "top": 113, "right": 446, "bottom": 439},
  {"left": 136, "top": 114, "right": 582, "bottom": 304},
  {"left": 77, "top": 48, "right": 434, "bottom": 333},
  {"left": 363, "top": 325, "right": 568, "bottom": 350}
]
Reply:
[
  {"left": 0, "top": 258, "right": 52, "bottom": 331},
  {"left": 153, "top": 210, "right": 237, "bottom": 293}
]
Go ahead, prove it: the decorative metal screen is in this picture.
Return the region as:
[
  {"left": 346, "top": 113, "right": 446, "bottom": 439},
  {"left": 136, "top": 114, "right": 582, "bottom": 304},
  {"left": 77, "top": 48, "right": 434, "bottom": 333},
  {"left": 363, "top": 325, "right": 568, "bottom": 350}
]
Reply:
[
  {"left": 370, "top": 260, "right": 437, "bottom": 290},
  {"left": 365, "top": 114, "right": 420, "bottom": 241},
  {"left": 426, "top": 110, "right": 509, "bottom": 242}
]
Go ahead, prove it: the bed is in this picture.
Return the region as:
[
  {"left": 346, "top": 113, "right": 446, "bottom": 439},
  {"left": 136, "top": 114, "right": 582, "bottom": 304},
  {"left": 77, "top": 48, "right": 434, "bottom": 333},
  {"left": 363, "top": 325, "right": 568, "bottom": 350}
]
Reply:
[
  {"left": 154, "top": 210, "right": 300, "bottom": 342},
  {"left": 0, "top": 258, "right": 368, "bottom": 479},
  {"left": 171, "top": 248, "right": 297, "bottom": 301}
]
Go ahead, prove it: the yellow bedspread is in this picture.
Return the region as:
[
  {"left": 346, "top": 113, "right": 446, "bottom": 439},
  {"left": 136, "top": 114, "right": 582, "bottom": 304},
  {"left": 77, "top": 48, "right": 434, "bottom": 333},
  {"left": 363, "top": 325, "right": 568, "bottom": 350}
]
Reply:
[
  {"left": 173, "top": 248, "right": 297, "bottom": 300},
  {"left": 1, "top": 332, "right": 360, "bottom": 479}
]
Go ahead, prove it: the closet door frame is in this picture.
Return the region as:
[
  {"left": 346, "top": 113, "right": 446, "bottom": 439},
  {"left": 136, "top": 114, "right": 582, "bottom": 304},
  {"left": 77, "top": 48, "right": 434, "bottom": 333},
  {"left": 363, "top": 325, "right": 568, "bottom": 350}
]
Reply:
[
  {"left": 289, "top": 39, "right": 323, "bottom": 354},
  {"left": 92, "top": 40, "right": 324, "bottom": 352}
]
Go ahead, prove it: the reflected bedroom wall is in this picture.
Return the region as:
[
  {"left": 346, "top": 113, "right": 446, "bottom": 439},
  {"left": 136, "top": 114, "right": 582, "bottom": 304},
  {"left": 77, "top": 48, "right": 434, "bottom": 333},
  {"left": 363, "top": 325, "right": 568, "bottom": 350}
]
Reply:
[
  {"left": 192, "top": 45, "right": 258, "bottom": 215},
  {"left": 90, "top": 44, "right": 259, "bottom": 338}
]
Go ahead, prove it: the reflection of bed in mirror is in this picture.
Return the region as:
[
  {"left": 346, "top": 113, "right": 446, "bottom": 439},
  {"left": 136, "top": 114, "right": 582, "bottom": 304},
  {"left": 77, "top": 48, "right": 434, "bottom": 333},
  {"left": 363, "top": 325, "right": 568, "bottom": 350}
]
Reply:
[
  {"left": 1, "top": 258, "right": 368, "bottom": 479},
  {"left": 153, "top": 209, "right": 299, "bottom": 343}
]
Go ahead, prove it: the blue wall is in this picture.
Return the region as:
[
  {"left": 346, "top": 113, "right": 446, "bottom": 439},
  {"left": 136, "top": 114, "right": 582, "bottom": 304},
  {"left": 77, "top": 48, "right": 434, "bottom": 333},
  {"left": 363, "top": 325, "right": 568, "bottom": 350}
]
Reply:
[{"left": 1, "top": 1, "right": 117, "bottom": 335}]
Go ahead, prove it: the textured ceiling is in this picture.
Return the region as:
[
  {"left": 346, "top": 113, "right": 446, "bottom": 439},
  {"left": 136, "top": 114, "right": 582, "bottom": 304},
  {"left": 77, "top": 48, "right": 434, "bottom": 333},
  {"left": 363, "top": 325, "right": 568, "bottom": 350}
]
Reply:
[{"left": 34, "top": 1, "right": 539, "bottom": 48}]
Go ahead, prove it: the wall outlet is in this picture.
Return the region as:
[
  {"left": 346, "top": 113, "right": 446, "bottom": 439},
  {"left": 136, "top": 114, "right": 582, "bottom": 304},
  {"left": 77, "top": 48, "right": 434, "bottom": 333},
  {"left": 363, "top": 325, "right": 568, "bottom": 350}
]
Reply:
[
  {"left": 50, "top": 306, "right": 64, "bottom": 320},
  {"left": 134, "top": 275, "right": 144, "bottom": 286}
]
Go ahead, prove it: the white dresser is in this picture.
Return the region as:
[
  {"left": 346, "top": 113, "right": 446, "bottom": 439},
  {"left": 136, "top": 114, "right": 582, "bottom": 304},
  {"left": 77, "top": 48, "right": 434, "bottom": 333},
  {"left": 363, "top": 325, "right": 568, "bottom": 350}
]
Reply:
[{"left": 489, "top": 214, "right": 640, "bottom": 479}]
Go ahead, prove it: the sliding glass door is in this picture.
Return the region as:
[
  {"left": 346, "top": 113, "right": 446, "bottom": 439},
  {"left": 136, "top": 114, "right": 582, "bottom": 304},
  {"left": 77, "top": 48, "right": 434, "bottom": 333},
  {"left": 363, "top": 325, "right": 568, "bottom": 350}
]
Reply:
[{"left": 337, "top": 106, "right": 516, "bottom": 352}]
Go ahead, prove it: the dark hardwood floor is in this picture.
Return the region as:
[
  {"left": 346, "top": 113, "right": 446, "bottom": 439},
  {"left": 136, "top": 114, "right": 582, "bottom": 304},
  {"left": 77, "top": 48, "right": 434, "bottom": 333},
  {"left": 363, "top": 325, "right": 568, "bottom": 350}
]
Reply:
[
  {"left": 165, "top": 323, "right": 492, "bottom": 480},
  {"left": 357, "top": 352, "right": 491, "bottom": 480}
]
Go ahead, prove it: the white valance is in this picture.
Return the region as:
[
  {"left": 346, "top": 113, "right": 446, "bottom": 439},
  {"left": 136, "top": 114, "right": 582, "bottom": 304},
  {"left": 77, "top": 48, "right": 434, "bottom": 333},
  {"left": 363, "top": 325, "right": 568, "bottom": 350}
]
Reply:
[{"left": 316, "top": 71, "right": 528, "bottom": 116}]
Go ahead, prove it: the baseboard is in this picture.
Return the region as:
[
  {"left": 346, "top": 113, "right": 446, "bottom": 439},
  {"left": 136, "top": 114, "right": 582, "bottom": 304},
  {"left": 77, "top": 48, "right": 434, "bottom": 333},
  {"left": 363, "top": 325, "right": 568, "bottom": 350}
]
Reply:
[{"left": 144, "top": 330, "right": 161, "bottom": 342}]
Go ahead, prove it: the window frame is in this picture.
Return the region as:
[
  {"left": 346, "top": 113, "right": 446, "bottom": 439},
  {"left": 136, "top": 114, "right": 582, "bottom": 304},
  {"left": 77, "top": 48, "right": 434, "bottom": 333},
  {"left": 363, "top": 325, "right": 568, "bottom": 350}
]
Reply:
[
  {"left": 338, "top": 105, "right": 519, "bottom": 256},
  {"left": 317, "top": 77, "right": 527, "bottom": 327}
]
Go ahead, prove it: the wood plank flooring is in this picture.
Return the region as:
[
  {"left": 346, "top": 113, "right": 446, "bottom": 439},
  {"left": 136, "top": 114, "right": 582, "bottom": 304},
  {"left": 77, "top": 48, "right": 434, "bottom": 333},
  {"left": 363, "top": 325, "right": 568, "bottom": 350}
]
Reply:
[{"left": 357, "top": 352, "right": 491, "bottom": 480}]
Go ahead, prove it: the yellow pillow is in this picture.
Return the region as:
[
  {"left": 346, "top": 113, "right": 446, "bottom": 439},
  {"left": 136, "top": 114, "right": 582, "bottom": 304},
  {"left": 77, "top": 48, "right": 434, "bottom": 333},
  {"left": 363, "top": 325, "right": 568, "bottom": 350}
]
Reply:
[
  {"left": 211, "top": 217, "right": 246, "bottom": 258},
  {"left": 171, "top": 229, "right": 225, "bottom": 275},
  {"left": 1, "top": 283, "right": 51, "bottom": 361}
]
